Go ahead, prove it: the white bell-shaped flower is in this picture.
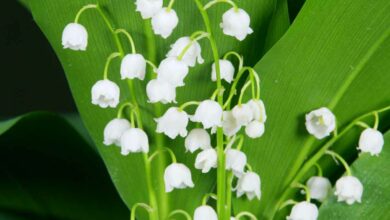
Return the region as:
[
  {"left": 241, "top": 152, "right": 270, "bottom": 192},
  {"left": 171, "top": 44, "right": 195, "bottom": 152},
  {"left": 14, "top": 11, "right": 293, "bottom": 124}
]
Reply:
[
  {"left": 151, "top": 8, "right": 178, "bottom": 38},
  {"left": 62, "top": 23, "right": 88, "bottom": 51},
  {"left": 191, "top": 100, "right": 223, "bottom": 129},
  {"left": 220, "top": 8, "right": 253, "bottom": 41},
  {"left": 305, "top": 107, "right": 336, "bottom": 139},
  {"left": 146, "top": 79, "right": 176, "bottom": 104},
  {"left": 164, "top": 163, "right": 194, "bottom": 192},
  {"left": 135, "top": 0, "right": 163, "bottom": 19},
  {"left": 358, "top": 128, "right": 384, "bottom": 156},
  {"left": 306, "top": 176, "right": 332, "bottom": 202},
  {"left": 120, "top": 54, "right": 146, "bottom": 80},
  {"left": 167, "top": 37, "right": 204, "bottom": 67},
  {"left": 245, "top": 121, "right": 265, "bottom": 138},
  {"left": 156, "top": 107, "right": 188, "bottom": 139},
  {"left": 221, "top": 111, "right": 241, "bottom": 137},
  {"left": 334, "top": 176, "right": 363, "bottom": 205},
  {"left": 103, "top": 118, "right": 131, "bottom": 146},
  {"left": 211, "top": 59, "right": 235, "bottom": 83},
  {"left": 225, "top": 149, "right": 247, "bottom": 177},
  {"left": 194, "top": 205, "right": 218, "bottom": 220},
  {"left": 120, "top": 128, "right": 149, "bottom": 155},
  {"left": 247, "top": 99, "right": 267, "bottom": 123},
  {"left": 157, "top": 57, "right": 189, "bottom": 87},
  {"left": 91, "top": 80, "right": 120, "bottom": 108},
  {"left": 195, "top": 148, "right": 218, "bottom": 173},
  {"left": 185, "top": 128, "right": 212, "bottom": 153},
  {"left": 287, "top": 201, "right": 318, "bottom": 220},
  {"left": 232, "top": 104, "right": 254, "bottom": 126},
  {"left": 236, "top": 171, "right": 261, "bottom": 200}
]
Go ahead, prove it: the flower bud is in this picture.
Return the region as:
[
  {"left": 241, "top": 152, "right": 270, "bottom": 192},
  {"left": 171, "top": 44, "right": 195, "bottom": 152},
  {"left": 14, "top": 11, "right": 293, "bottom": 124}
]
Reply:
[
  {"left": 191, "top": 100, "right": 223, "bottom": 129},
  {"left": 156, "top": 107, "right": 188, "bottom": 139},
  {"left": 103, "top": 118, "right": 131, "bottom": 146},
  {"left": 157, "top": 57, "right": 189, "bottom": 87},
  {"left": 194, "top": 205, "right": 218, "bottom": 220},
  {"left": 185, "top": 129, "right": 212, "bottom": 153},
  {"left": 232, "top": 104, "right": 254, "bottom": 126},
  {"left": 151, "top": 8, "right": 178, "bottom": 38},
  {"left": 236, "top": 171, "right": 261, "bottom": 200},
  {"left": 306, "top": 176, "right": 332, "bottom": 202},
  {"left": 164, "top": 163, "right": 194, "bottom": 192},
  {"left": 195, "top": 148, "right": 217, "bottom": 173},
  {"left": 245, "top": 121, "right": 265, "bottom": 138},
  {"left": 120, "top": 128, "right": 149, "bottom": 155},
  {"left": 334, "top": 176, "right": 363, "bottom": 205},
  {"left": 225, "top": 149, "right": 247, "bottom": 177},
  {"left": 221, "top": 111, "right": 241, "bottom": 137},
  {"left": 287, "top": 201, "right": 318, "bottom": 220},
  {"left": 305, "top": 107, "right": 336, "bottom": 139},
  {"left": 135, "top": 0, "right": 163, "bottom": 19},
  {"left": 247, "top": 99, "right": 267, "bottom": 123},
  {"left": 167, "top": 37, "right": 204, "bottom": 67},
  {"left": 91, "top": 80, "right": 120, "bottom": 108},
  {"left": 358, "top": 128, "right": 384, "bottom": 156},
  {"left": 220, "top": 8, "right": 253, "bottom": 41},
  {"left": 146, "top": 79, "right": 176, "bottom": 104},
  {"left": 62, "top": 23, "right": 88, "bottom": 51},
  {"left": 211, "top": 59, "right": 235, "bottom": 83},
  {"left": 120, "top": 54, "right": 147, "bottom": 80}
]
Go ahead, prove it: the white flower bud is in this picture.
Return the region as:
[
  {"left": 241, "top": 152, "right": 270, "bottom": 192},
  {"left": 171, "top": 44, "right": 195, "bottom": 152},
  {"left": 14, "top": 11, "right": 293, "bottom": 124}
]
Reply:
[
  {"left": 135, "top": 0, "right": 163, "bottom": 19},
  {"left": 194, "top": 205, "right": 218, "bottom": 220},
  {"left": 191, "top": 100, "right": 223, "bottom": 129},
  {"left": 306, "top": 176, "right": 332, "bottom": 202},
  {"left": 358, "top": 128, "right": 384, "bottom": 156},
  {"left": 232, "top": 104, "right": 254, "bottom": 126},
  {"left": 236, "top": 171, "right": 261, "bottom": 200},
  {"left": 247, "top": 99, "right": 267, "bottom": 123},
  {"left": 91, "top": 80, "right": 120, "bottom": 108},
  {"left": 220, "top": 8, "right": 253, "bottom": 41},
  {"left": 287, "top": 201, "right": 318, "bottom": 220},
  {"left": 225, "top": 149, "right": 247, "bottom": 177},
  {"left": 185, "top": 129, "right": 212, "bottom": 153},
  {"left": 151, "top": 8, "right": 178, "bottom": 38},
  {"left": 62, "top": 23, "right": 88, "bottom": 51},
  {"left": 245, "top": 121, "right": 265, "bottom": 138},
  {"left": 120, "top": 128, "right": 149, "bottom": 155},
  {"left": 157, "top": 57, "right": 189, "bottom": 87},
  {"left": 103, "top": 118, "right": 131, "bottom": 146},
  {"left": 211, "top": 60, "right": 235, "bottom": 83},
  {"left": 120, "top": 54, "right": 146, "bottom": 80},
  {"left": 146, "top": 79, "right": 176, "bottom": 104},
  {"left": 156, "top": 107, "right": 188, "bottom": 139},
  {"left": 305, "top": 107, "right": 336, "bottom": 139},
  {"left": 334, "top": 176, "right": 363, "bottom": 205},
  {"left": 164, "top": 163, "right": 194, "bottom": 192},
  {"left": 221, "top": 111, "right": 241, "bottom": 137},
  {"left": 195, "top": 148, "right": 217, "bottom": 173},
  {"left": 167, "top": 37, "right": 204, "bottom": 67}
]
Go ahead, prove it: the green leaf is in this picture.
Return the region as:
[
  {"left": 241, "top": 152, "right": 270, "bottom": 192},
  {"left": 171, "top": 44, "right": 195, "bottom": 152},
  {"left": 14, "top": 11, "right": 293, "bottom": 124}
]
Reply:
[
  {"left": 233, "top": 0, "right": 390, "bottom": 218},
  {"left": 318, "top": 130, "right": 390, "bottom": 219},
  {"left": 0, "top": 112, "right": 128, "bottom": 220},
  {"left": 21, "top": 0, "right": 289, "bottom": 217}
]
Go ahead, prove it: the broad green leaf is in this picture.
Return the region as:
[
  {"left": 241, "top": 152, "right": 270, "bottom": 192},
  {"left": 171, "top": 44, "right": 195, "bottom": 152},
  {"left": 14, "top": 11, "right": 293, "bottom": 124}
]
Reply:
[
  {"left": 21, "top": 0, "right": 289, "bottom": 217},
  {"left": 233, "top": 0, "right": 390, "bottom": 219},
  {"left": 0, "top": 112, "right": 128, "bottom": 220},
  {"left": 318, "top": 130, "right": 390, "bottom": 219}
]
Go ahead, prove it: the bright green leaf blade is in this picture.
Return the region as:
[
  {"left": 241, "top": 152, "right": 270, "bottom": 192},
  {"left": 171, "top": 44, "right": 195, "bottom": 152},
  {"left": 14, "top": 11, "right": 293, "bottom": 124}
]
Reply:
[
  {"left": 318, "top": 130, "right": 390, "bottom": 219},
  {"left": 0, "top": 112, "right": 128, "bottom": 220},
  {"left": 233, "top": 0, "right": 390, "bottom": 218}
]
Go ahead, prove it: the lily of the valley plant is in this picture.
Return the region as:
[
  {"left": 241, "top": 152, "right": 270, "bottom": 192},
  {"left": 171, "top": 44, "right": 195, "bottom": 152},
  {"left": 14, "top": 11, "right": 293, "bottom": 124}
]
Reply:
[{"left": 61, "top": 0, "right": 389, "bottom": 219}]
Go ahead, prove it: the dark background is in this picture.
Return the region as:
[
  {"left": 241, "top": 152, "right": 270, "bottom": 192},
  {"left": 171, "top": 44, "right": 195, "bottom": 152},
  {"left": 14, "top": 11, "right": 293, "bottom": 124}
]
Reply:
[{"left": 0, "top": 0, "right": 76, "bottom": 119}]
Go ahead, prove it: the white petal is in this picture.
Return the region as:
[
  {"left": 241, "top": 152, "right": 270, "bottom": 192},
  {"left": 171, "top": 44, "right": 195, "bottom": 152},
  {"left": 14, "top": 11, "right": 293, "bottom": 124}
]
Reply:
[
  {"left": 62, "top": 23, "right": 88, "bottom": 51},
  {"left": 151, "top": 8, "right": 178, "bottom": 38},
  {"left": 91, "top": 80, "right": 120, "bottom": 108}
]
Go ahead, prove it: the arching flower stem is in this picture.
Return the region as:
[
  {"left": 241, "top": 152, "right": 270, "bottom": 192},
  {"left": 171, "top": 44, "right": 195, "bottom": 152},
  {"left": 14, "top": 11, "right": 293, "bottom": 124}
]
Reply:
[
  {"left": 148, "top": 147, "right": 177, "bottom": 163},
  {"left": 211, "top": 87, "right": 225, "bottom": 101},
  {"left": 130, "top": 203, "right": 154, "bottom": 220},
  {"left": 167, "top": 210, "right": 192, "bottom": 220},
  {"left": 223, "top": 51, "right": 244, "bottom": 70},
  {"left": 278, "top": 199, "right": 298, "bottom": 211},
  {"left": 166, "top": 0, "right": 176, "bottom": 12},
  {"left": 203, "top": 0, "right": 238, "bottom": 11},
  {"left": 116, "top": 102, "right": 137, "bottom": 127},
  {"left": 373, "top": 111, "right": 379, "bottom": 130},
  {"left": 145, "top": 59, "right": 158, "bottom": 73},
  {"left": 237, "top": 81, "right": 252, "bottom": 105},
  {"left": 114, "top": 29, "right": 137, "bottom": 54},
  {"left": 293, "top": 183, "right": 311, "bottom": 202},
  {"left": 179, "top": 101, "right": 200, "bottom": 111},
  {"left": 245, "top": 163, "right": 253, "bottom": 172},
  {"left": 226, "top": 135, "right": 244, "bottom": 150},
  {"left": 74, "top": 4, "right": 98, "bottom": 23},
  {"left": 325, "top": 150, "right": 352, "bottom": 176},
  {"left": 314, "top": 163, "right": 323, "bottom": 177},
  {"left": 177, "top": 32, "right": 210, "bottom": 61},
  {"left": 235, "top": 211, "right": 258, "bottom": 220},
  {"left": 201, "top": 193, "right": 217, "bottom": 205},
  {"left": 103, "top": 52, "right": 121, "bottom": 79}
]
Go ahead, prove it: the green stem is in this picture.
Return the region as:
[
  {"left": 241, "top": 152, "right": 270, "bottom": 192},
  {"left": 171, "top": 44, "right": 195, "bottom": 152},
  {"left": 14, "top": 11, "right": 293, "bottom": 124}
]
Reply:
[
  {"left": 177, "top": 32, "right": 209, "bottom": 61},
  {"left": 167, "top": 210, "right": 192, "bottom": 220},
  {"left": 193, "top": 0, "right": 226, "bottom": 219},
  {"left": 201, "top": 193, "right": 217, "bottom": 205},
  {"left": 74, "top": 4, "right": 98, "bottom": 23},
  {"left": 314, "top": 163, "right": 323, "bottom": 177},
  {"left": 325, "top": 150, "right": 352, "bottom": 176},
  {"left": 117, "top": 102, "right": 135, "bottom": 118},
  {"left": 179, "top": 101, "right": 200, "bottom": 111},
  {"left": 145, "top": 59, "right": 158, "bottom": 73},
  {"left": 166, "top": 0, "right": 175, "bottom": 11},
  {"left": 278, "top": 199, "right": 298, "bottom": 211},
  {"left": 355, "top": 121, "right": 370, "bottom": 129},
  {"left": 130, "top": 203, "right": 154, "bottom": 220},
  {"left": 223, "top": 51, "right": 244, "bottom": 70},
  {"left": 103, "top": 52, "right": 121, "bottom": 79},
  {"left": 373, "top": 111, "right": 379, "bottom": 130},
  {"left": 235, "top": 211, "right": 258, "bottom": 220},
  {"left": 293, "top": 183, "right": 310, "bottom": 202},
  {"left": 238, "top": 81, "right": 252, "bottom": 105},
  {"left": 203, "top": 0, "right": 238, "bottom": 10},
  {"left": 223, "top": 67, "right": 256, "bottom": 109},
  {"left": 148, "top": 147, "right": 177, "bottom": 163},
  {"left": 115, "top": 29, "right": 137, "bottom": 54}
]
